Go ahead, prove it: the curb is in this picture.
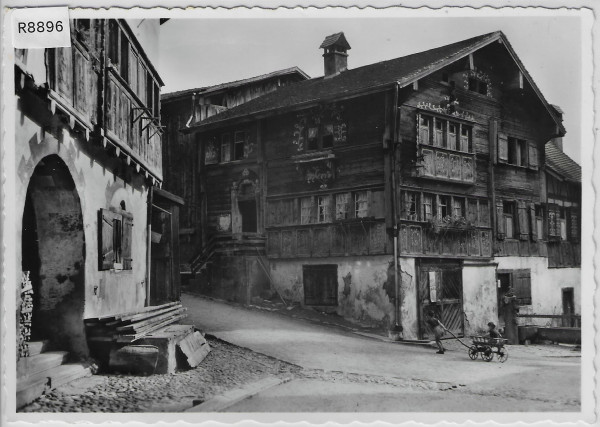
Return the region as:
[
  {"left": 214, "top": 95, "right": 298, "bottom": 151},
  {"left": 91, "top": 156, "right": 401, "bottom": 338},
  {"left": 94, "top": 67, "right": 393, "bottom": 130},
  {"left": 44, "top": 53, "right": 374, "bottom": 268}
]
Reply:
[{"left": 185, "top": 376, "right": 292, "bottom": 412}]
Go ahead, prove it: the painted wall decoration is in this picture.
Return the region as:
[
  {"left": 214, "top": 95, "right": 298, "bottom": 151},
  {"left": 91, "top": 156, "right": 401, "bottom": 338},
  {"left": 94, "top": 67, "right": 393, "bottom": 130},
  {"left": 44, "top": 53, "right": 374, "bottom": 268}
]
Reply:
[
  {"left": 217, "top": 213, "right": 232, "bottom": 232},
  {"left": 18, "top": 271, "right": 34, "bottom": 358}
]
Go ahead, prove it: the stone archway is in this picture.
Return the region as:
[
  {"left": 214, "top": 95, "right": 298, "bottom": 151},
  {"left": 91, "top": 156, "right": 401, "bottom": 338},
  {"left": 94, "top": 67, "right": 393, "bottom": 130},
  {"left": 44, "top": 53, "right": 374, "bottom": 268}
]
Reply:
[{"left": 21, "top": 155, "right": 88, "bottom": 359}]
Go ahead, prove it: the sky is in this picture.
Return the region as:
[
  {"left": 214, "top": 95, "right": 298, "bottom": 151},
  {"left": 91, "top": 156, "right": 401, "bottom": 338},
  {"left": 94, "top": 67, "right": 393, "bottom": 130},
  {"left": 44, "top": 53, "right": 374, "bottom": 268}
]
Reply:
[{"left": 158, "top": 14, "right": 582, "bottom": 163}]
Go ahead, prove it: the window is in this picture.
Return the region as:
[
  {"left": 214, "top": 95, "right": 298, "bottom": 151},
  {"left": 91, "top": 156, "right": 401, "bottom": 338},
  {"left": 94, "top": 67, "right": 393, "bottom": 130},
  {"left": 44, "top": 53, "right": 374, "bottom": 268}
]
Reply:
[
  {"left": 120, "top": 33, "right": 129, "bottom": 82},
  {"left": 448, "top": 123, "right": 457, "bottom": 150},
  {"left": 307, "top": 127, "right": 319, "bottom": 150},
  {"left": 434, "top": 118, "right": 445, "bottom": 147},
  {"left": 317, "top": 195, "right": 332, "bottom": 223},
  {"left": 535, "top": 205, "right": 544, "bottom": 240},
  {"left": 507, "top": 137, "right": 527, "bottom": 166},
  {"left": 460, "top": 125, "right": 472, "bottom": 152},
  {"left": 354, "top": 192, "right": 369, "bottom": 218},
  {"left": 498, "top": 269, "right": 531, "bottom": 305},
  {"left": 559, "top": 208, "right": 567, "bottom": 241},
  {"left": 335, "top": 193, "right": 350, "bottom": 220},
  {"left": 422, "top": 194, "right": 433, "bottom": 221},
  {"left": 419, "top": 115, "right": 431, "bottom": 145},
  {"left": 301, "top": 197, "right": 314, "bottom": 225},
  {"left": 503, "top": 202, "right": 515, "bottom": 239},
  {"left": 452, "top": 197, "right": 465, "bottom": 218},
  {"left": 220, "top": 134, "right": 231, "bottom": 163},
  {"left": 234, "top": 131, "right": 245, "bottom": 160},
  {"left": 437, "top": 195, "right": 451, "bottom": 218},
  {"left": 322, "top": 125, "right": 334, "bottom": 149},
  {"left": 403, "top": 191, "right": 419, "bottom": 221},
  {"left": 108, "top": 21, "right": 120, "bottom": 67},
  {"left": 468, "top": 77, "right": 488, "bottom": 95},
  {"left": 99, "top": 208, "right": 133, "bottom": 271}
]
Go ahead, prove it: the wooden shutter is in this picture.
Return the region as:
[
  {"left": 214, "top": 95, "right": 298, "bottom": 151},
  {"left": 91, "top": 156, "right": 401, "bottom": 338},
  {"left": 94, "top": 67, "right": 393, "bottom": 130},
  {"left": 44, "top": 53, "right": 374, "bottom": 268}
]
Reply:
[
  {"left": 98, "top": 209, "right": 114, "bottom": 270},
  {"left": 528, "top": 141, "right": 538, "bottom": 169},
  {"left": 400, "top": 191, "right": 408, "bottom": 220},
  {"left": 122, "top": 213, "right": 134, "bottom": 270},
  {"left": 513, "top": 270, "right": 532, "bottom": 304},
  {"left": 496, "top": 200, "right": 505, "bottom": 240},
  {"left": 517, "top": 201, "right": 529, "bottom": 241},
  {"left": 369, "top": 190, "right": 385, "bottom": 218},
  {"left": 529, "top": 204, "right": 537, "bottom": 242},
  {"left": 498, "top": 133, "right": 508, "bottom": 163}
]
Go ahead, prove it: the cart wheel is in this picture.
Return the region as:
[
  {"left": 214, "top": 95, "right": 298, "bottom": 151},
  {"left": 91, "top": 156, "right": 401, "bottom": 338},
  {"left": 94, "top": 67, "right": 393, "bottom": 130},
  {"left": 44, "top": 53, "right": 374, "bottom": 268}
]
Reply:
[
  {"left": 497, "top": 347, "right": 509, "bottom": 363},
  {"left": 468, "top": 346, "right": 479, "bottom": 360},
  {"left": 482, "top": 347, "right": 494, "bottom": 362}
]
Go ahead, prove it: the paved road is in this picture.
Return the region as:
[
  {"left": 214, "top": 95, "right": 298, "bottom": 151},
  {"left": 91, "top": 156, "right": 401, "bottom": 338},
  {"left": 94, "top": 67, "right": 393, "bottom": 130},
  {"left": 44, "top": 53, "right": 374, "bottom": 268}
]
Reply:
[{"left": 183, "top": 293, "right": 580, "bottom": 412}]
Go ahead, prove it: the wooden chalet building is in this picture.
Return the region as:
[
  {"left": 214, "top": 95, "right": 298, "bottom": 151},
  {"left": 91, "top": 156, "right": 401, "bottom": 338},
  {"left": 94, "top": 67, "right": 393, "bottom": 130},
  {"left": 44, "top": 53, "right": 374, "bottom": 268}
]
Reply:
[
  {"left": 160, "top": 67, "right": 310, "bottom": 263},
  {"left": 13, "top": 19, "right": 185, "bottom": 406},
  {"left": 183, "top": 31, "right": 580, "bottom": 340}
]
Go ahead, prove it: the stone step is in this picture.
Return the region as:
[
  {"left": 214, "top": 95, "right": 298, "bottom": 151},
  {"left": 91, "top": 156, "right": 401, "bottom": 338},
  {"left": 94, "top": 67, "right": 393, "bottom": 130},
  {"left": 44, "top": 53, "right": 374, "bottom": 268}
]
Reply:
[
  {"left": 17, "top": 352, "right": 68, "bottom": 378},
  {"left": 17, "top": 363, "right": 91, "bottom": 409},
  {"left": 27, "top": 340, "right": 49, "bottom": 356}
]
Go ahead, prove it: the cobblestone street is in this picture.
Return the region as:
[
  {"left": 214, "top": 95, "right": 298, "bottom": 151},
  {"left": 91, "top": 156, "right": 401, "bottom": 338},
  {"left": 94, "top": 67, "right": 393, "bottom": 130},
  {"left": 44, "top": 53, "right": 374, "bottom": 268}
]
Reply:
[{"left": 20, "top": 337, "right": 301, "bottom": 413}]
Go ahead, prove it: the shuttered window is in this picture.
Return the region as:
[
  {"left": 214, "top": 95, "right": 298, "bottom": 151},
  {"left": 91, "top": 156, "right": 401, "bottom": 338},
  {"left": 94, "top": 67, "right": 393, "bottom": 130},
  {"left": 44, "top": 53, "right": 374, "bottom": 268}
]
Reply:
[
  {"left": 517, "top": 201, "right": 530, "bottom": 241},
  {"left": 98, "top": 208, "right": 133, "bottom": 271},
  {"left": 513, "top": 269, "right": 532, "bottom": 305},
  {"left": 317, "top": 195, "right": 332, "bottom": 223}
]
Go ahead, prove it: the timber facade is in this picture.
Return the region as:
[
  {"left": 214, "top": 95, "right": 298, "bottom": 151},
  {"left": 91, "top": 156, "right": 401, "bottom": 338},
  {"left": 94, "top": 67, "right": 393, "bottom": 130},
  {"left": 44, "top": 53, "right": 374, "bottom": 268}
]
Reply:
[{"left": 182, "top": 31, "right": 580, "bottom": 340}]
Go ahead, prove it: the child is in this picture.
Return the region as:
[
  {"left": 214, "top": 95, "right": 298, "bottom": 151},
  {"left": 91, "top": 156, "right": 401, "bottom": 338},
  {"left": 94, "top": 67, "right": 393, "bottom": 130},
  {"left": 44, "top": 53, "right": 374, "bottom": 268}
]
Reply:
[
  {"left": 487, "top": 322, "right": 501, "bottom": 339},
  {"left": 426, "top": 310, "right": 446, "bottom": 354}
]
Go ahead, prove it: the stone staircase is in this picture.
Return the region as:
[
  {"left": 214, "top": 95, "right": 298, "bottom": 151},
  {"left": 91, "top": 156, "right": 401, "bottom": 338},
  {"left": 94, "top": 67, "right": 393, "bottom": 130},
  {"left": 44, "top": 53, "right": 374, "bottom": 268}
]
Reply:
[{"left": 17, "top": 340, "right": 92, "bottom": 409}]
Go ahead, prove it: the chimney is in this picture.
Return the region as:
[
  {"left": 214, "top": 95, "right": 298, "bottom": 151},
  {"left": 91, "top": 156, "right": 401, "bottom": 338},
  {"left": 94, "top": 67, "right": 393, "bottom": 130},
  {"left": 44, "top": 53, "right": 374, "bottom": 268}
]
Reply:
[
  {"left": 319, "top": 32, "right": 351, "bottom": 78},
  {"left": 550, "top": 104, "right": 564, "bottom": 151}
]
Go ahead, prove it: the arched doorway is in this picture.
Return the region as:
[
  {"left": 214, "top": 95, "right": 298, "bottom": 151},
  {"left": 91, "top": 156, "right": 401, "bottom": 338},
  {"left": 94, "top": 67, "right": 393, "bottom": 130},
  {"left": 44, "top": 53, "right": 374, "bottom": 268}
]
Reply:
[{"left": 21, "top": 155, "right": 88, "bottom": 359}]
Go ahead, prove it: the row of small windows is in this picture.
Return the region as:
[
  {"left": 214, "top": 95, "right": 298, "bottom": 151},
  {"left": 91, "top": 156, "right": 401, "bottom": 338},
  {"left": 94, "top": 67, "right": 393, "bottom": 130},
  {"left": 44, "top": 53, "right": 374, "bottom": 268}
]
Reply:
[
  {"left": 400, "top": 191, "right": 490, "bottom": 227},
  {"left": 498, "top": 201, "right": 578, "bottom": 242},
  {"left": 499, "top": 136, "right": 538, "bottom": 169},
  {"left": 419, "top": 115, "right": 473, "bottom": 153},
  {"left": 267, "top": 191, "right": 384, "bottom": 227}
]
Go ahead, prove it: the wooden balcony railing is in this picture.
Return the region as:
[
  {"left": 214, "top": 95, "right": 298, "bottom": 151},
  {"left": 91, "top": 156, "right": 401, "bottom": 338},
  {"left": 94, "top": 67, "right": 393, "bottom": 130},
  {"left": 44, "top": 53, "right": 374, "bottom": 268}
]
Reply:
[
  {"left": 266, "top": 220, "right": 390, "bottom": 259},
  {"left": 399, "top": 223, "right": 492, "bottom": 258}
]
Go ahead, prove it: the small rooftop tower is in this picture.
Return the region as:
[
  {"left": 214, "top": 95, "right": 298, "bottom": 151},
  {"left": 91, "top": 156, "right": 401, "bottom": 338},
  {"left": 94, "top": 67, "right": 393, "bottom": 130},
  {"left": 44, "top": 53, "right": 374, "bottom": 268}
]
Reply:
[{"left": 320, "top": 32, "right": 351, "bottom": 78}]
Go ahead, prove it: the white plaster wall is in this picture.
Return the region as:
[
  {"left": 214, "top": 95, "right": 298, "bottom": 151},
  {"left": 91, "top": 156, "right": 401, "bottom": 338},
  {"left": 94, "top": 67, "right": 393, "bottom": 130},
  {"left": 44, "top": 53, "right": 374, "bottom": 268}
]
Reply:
[
  {"left": 15, "top": 101, "right": 150, "bottom": 319},
  {"left": 398, "top": 257, "right": 419, "bottom": 340},
  {"left": 495, "top": 256, "right": 580, "bottom": 326},
  {"left": 269, "top": 256, "right": 394, "bottom": 328},
  {"left": 462, "top": 263, "right": 498, "bottom": 336}
]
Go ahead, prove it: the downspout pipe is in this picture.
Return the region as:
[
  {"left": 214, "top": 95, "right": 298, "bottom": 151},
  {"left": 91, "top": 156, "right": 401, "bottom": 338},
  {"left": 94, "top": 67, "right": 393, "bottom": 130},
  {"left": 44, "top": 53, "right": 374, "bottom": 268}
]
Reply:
[{"left": 391, "top": 82, "right": 402, "bottom": 333}]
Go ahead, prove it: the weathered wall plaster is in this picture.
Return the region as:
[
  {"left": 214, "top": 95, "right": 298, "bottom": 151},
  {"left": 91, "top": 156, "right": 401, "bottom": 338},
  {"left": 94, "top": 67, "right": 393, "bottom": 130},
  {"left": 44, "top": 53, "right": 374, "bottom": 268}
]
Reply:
[
  {"left": 495, "top": 256, "right": 580, "bottom": 326},
  {"left": 462, "top": 263, "right": 498, "bottom": 336},
  {"left": 269, "top": 256, "right": 394, "bottom": 328}
]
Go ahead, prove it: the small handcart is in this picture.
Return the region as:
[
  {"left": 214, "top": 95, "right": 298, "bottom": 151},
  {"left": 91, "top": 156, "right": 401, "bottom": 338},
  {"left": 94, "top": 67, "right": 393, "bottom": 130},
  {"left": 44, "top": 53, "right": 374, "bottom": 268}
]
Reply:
[{"left": 468, "top": 336, "right": 509, "bottom": 363}]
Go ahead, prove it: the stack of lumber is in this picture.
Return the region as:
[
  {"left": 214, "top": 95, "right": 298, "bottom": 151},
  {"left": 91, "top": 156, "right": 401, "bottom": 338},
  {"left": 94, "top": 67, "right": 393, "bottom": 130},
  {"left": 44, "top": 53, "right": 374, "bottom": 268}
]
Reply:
[
  {"left": 18, "top": 271, "right": 34, "bottom": 358},
  {"left": 85, "top": 302, "right": 187, "bottom": 343}
]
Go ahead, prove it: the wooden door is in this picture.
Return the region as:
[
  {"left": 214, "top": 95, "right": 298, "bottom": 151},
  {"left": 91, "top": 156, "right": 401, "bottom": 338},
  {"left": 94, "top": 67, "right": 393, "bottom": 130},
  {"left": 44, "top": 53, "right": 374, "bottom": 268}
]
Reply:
[
  {"left": 303, "top": 264, "right": 338, "bottom": 306},
  {"left": 418, "top": 261, "right": 464, "bottom": 339},
  {"left": 150, "top": 206, "right": 173, "bottom": 305}
]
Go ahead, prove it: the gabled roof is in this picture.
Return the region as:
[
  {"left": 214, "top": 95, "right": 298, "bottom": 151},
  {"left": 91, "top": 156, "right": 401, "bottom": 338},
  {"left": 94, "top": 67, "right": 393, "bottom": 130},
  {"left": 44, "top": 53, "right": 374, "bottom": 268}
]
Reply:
[
  {"left": 184, "top": 31, "right": 564, "bottom": 135},
  {"left": 161, "top": 66, "right": 310, "bottom": 102},
  {"left": 320, "top": 32, "right": 351, "bottom": 50},
  {"left": 545, "top": 142, "right": 581, "bottom": 183}
]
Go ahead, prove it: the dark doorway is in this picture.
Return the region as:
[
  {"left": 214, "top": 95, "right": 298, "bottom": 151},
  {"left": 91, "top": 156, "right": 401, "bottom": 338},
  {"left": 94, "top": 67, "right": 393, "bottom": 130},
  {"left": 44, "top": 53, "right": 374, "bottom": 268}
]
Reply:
[
  {"left": 497, "top": 273, "right": 511, "bottom": 329},
  {"left": 22, "top": 155, "right": 87, "bottom": 358},
  {"left": 417, "top": 260, "right": 464, "bottom": 340},
  {"left": 562, "top": 287, "right": 575, "bottom": 327},
  {"left": 238, "top": 200, "right": 257, "bottom": 233},
  {"left": 149, "top": 187, "right": 183, "bottom": 306},
  {"left": 303, "top": 264, "right": 338, "bottom": 306}
]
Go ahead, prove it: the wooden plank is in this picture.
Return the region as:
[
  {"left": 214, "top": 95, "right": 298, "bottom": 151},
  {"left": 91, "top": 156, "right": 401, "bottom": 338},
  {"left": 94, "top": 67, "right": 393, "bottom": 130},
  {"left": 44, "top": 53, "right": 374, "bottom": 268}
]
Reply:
[
  {"left": 115, "top": 307, "right": 186, "bottom": 332},
  {"left": 85, "top": 301, "right": 180, "bottom": 323},
  {"left": 118, "top": 303, "right": 183, "bottom": 323},
  {"left": 177, "top": 331, "right": 211, "bottom": 368},
  {"left": 116, "top": 313, "right": 188, "bottom": 343}
]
